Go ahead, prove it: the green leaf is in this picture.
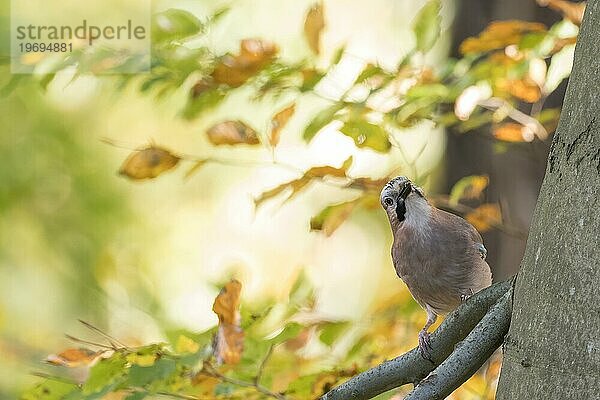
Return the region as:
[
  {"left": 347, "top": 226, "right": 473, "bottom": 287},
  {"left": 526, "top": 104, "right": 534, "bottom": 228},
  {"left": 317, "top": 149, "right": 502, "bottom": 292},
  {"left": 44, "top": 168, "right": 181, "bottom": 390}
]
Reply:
[
  {"left": 319, "top": 322, "right": 350, "bottom": 346},
  {"left": 128, "top": 358, "right": 177, "bottom": 387},
  {"left": 83, "top": 353, "right": 128, "bottom": 395},
  {"left": 339, "top": 120, "right": 391, "bottom": 152},
  {"left": 269, "top": 322, "right": 304, "bottom": 344},
  {"left": 412, "top": 0, "right": 441, "bottom": 52},
  {"left": 303, "top": 104, "right": 345, "bottom": 141},
  {"left": 181, "top": 88, "right": 227, "bottom": 120},
  {"left": 125, "top": 393, "right": 147, "bottom": 400},
  {"left": 152, "top": 9, "right": 203, "bottom": 42},
  {"left": 21, "top": 380, "right": 78, "bottom": 400}
]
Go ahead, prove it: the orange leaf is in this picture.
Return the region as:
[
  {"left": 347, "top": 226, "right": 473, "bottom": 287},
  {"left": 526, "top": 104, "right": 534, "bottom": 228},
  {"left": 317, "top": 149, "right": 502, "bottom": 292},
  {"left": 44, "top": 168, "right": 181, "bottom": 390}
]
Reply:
[
  {"left": 45, "top": 348, "right": 102, "bottom": 367},
  {"left": 507, "top": 78, "right": 541, "bottom": 103},
  {"left": 212, "top": 280, "right": 244, "bottom": 365},
  {"left": 206, "top": 121, "right": 260, "bottom": 145},
  {"left": 493, "top": 123, "right": 534, "bottom": 142},
  {"left": 119, "top": 146, "right": 180, "bottom": 180},
  {"left": 212, "top": 39, "right": 278, "bottom": 87},
  {"left": 466, "top": 203, "right": 502, "bottom": 232},
  {"left": 304, "top": 3, "right": 325, "bottom": 54},
  {"left": 269, "top": 103, "right": 296, "bottom": 146},
  {"left": 459, "top": 20, "right": 546, "bottom": 54}
]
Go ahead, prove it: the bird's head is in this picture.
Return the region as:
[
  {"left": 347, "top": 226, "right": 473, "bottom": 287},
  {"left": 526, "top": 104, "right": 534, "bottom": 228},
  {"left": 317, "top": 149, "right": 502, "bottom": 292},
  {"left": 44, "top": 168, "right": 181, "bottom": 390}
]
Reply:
[{"left": 380, "top": 176, "right": 428, "bottom": 228}]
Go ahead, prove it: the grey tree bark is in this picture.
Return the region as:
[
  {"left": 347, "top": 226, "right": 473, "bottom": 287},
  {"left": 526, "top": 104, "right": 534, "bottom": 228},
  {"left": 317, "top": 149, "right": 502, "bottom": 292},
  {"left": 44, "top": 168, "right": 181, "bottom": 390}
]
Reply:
[{"left": 496, "top": 1, "right": 600, "bottom": 398}]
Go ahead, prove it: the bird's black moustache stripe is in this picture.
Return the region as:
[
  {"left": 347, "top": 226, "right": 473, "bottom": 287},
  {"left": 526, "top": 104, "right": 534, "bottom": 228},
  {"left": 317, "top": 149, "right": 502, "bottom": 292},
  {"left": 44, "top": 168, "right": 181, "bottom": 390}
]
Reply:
[{"left": 396, "top": 199, "right": 406, "bottom": 222}]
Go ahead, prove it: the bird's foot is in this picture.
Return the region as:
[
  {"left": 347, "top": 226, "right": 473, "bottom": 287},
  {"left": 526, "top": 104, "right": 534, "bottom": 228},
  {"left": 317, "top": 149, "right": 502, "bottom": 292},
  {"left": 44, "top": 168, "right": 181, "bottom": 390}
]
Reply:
[
  {"left": 418, "top": 330, "right": 433, "bottom": 361},
  {"left": 460, "top": 288, "right": 475, "bottom": 303}
]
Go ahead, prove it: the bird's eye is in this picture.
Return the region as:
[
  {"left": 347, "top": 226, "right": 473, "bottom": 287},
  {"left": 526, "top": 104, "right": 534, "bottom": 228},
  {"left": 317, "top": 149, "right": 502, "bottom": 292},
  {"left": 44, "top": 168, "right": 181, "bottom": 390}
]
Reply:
[{"left": 384, "top": 197, "right": 394, "bottom": 207}]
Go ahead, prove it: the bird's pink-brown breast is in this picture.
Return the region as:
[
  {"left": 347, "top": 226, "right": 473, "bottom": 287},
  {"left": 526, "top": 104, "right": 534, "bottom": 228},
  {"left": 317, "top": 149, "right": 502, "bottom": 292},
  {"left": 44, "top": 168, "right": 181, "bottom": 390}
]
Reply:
[{"left": 391, "top": 207, "right": 492, "bottom": 315}]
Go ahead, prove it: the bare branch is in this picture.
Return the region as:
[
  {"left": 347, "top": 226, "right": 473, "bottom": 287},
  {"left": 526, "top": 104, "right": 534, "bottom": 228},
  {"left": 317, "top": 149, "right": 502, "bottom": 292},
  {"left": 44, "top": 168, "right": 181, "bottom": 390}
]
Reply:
[
  {"left": 320, "top": 278, "right": 514, "bottom": 400},
  {"left": 405, "top": 288, "right": 513, "bottom": 399}
]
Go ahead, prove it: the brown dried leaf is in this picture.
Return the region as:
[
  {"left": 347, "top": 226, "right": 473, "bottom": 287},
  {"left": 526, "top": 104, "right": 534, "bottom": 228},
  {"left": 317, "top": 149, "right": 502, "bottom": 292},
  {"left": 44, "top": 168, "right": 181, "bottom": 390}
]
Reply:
[
  {"left": 212, "top": 280, "right": 242, "bottom": 325},
  {"left": 254, "top": 177, "right": 311, "bottom": 207},
  {"left": 45, "top": 348, "right": 102, "bottom": 367},
  {"left": 466, "top": 203, "right": 502, "bottom": 232},
  {"left": 306, "top": 156, "right": 352, "bottom": 178},
  {"left": 212, "top": 39, "right": 278, "bottom": 87},
  {"left": 119, "top": 146, "right": 180, "bottom": 180},
  {"left": 269, "top": 103, "right": 296, "bottom": 147},
  {"left": 212, "top": 280, "right": 244, "bottom": 365},
  {"left": 304, "top": 3, "right": 325, "bottom": 54},
  {"left": 460, "top": 20, "right": 547, "bottom": 54},
  {"left": 206, "top": 121, "right": 260, "bottom": 145}
]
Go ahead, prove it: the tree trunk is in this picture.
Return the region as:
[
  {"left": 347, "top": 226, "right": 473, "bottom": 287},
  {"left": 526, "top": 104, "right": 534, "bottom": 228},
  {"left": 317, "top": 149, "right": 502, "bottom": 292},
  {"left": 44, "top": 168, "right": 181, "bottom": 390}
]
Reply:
[{"left": 496, "top": 1, "right": 600, "bottom": 397}]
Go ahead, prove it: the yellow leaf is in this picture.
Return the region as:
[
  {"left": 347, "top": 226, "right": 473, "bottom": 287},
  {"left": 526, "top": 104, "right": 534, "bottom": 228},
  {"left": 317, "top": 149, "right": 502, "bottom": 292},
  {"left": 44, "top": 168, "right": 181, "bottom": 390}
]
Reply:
[
  {"left": 269, "top": 103, "right": 296, "bottom": 146},
  {"left": 119, "top": 146, "right": 180, "bottom": 180},
  {"left": 449, "top": 175, "right": 489, "bottom": 205},
  {"left": 126, "top": 352, "right": 156, "bottom": 367},
  {"left": 466, "top": 203, "right": 502, "bottom": 232},
  {"left": 45, "top": 348, "right": 102, "bottom": 367},
  {"left": 460, "top": 20, "right": 547, "bottom": 54},
  {"left": 206, "top": 120, "right": 260, "bottom": 145},
  {"left": 304, "top": 3, "right": 325, "bottom": 54},
  {"left": 175, "top": 335, "right": 200, "bottom": 354},
  {"left": 212, "top": 280, "right": 244, "bottom": 365}
]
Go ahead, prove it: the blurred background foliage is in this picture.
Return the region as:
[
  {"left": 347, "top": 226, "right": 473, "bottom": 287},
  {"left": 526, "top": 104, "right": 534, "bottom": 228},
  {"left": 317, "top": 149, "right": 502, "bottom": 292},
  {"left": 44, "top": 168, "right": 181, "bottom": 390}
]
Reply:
[{"left": 0, "top": 0, "right": 583, "bottom": 398}]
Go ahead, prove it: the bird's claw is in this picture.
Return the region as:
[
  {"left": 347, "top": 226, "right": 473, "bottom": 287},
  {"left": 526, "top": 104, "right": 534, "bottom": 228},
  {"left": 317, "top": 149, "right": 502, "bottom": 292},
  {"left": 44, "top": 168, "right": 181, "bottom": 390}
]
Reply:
[{"left": 418, "top": 330, "right": 433, "bottom": 361}]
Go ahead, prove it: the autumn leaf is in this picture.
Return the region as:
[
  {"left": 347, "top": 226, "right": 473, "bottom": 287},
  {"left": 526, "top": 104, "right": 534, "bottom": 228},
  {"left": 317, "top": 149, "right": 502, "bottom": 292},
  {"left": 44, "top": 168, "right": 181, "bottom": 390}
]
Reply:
[
  {"left": 449, "top": 175, "right": 489, "bottom": 206},
  {"left": 206, "top": 120, "right": 260, "bottom": 145},
  {"left": 506, "top": 78, "right": 542, "bottom": 103},
  {"left": 269, "top": 103, "right": 296, "bottom": 146},
  {"left": 306, "top": 156, "right": 353, "bottom": 178},
  {"left": 119, "top": 146, "right": 180, "bottom": 180},
  {"left": 304, "top": 3, "right": 325, "bottom": 54},
  {"left": 212, "top": 280, "right": 244, "bottom": 365},
  {"left": 466, "top": 203, "right": 502, "bottom": 232},
  {"left": 212, "top": 39, "right": 278, "bottom": 87},
  {"left": 254, "top": 177, "right": 312, "bottom": 207},
  {"left": 45, "top": 348, "right": 103, "bottom": 367},
  {"left": 493, "top": 122, "right": 535, "bottom": 142},
  {"left": 460, "top": 20, "right": 547, "bottom": 54}
]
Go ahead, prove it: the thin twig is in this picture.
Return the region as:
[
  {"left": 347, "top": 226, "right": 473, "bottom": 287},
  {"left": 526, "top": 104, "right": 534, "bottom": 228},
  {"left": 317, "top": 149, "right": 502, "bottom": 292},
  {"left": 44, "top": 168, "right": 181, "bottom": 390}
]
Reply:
[
  {"left": 478, "top": 97, "right": 548, "bottom": 140},
  {"left": 255, "top": 344, "right": 275, "bottom": 385},
  {"left": 78, "top": 320, "right": 128, "bottom": 349},
  {"left": 64, "top": 334, "right": 117, "bottom": 350}
]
